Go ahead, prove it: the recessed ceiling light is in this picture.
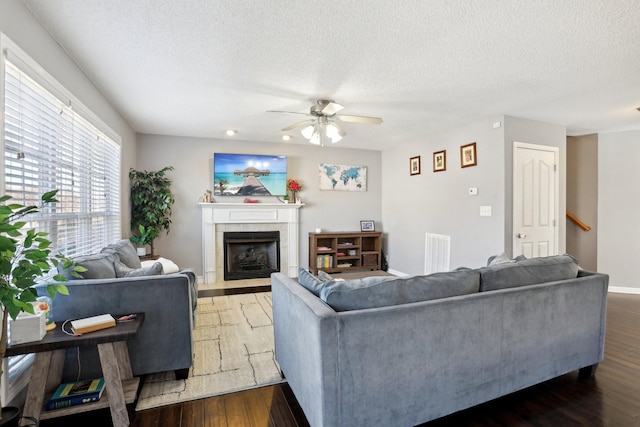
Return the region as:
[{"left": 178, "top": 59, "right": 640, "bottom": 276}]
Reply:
[
  {"left": 282, "top": 135, "right": 291, "bottom": 141},
  {"left": 225, "top": 129, "right": 237, "bottom": 136}
]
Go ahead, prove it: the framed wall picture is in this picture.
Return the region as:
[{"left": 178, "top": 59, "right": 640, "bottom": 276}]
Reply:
[
  {"left": 360, "top": 220, "right": 375, "bottom": 232},
  {"left": 460, "top": 142, "right": 477, "bottom": 168},
  {"left": 410, "top": 156, "right": 421, "bottom": 175},
  {"left": 433, "top": 150, "right": 446, "bottom": 172}
]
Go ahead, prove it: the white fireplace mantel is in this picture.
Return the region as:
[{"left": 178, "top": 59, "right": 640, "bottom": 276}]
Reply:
[{"left": 199, "top": 203, "right": 303, "bottom": 283}]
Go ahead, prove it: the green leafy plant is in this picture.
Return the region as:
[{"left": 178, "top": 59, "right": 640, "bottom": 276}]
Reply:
[
  {"left": 0, "top": 190, "right": 82, "bottom": 416},
  {"left": 128, "top": 224, "right": 154, "bottom": 247},
  {"left": 129, "top": 166, "right": 175, "bottom": 256}
]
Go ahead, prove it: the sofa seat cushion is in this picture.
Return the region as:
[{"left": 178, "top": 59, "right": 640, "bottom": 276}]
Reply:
[
  {"left": 69, "top": 253, "right": 118, "bottom": 279},
  {"left": 479, "top": 254, "right": 579, "bottom": 291},
  {"left": 101, "top": 239, "right": 142, "bottom": 269},
  {"left": 319, "top": 269, "right": 480, "bottom": 312}
]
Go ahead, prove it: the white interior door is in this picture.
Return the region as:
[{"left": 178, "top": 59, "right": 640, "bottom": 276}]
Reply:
[{"left": 513, "top": 142, "right": 559, "bottom": 258}]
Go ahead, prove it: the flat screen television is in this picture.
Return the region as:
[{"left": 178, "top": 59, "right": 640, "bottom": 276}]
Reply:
[{"left": 213, "top": 153, "right": 287, "bottom": 196}]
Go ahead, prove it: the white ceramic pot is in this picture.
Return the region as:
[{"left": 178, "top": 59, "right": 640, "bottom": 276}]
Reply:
[{"left": 136, "top": 247, "right": 146, "bottom": 256}]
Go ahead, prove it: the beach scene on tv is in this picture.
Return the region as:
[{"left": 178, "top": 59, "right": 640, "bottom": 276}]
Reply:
[{"left": 213, "top": 153, "right": 288, "bottom": 196}]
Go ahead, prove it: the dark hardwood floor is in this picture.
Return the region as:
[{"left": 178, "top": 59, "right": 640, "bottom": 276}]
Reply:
[{"left": 40, "top": 292, "right": 640, "bottom": 427}]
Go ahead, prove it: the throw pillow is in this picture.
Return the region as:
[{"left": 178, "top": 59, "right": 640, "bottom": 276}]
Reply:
[
  {"left": 488, "top": 253, "right": 515, "bottom": 266},
  {"left": 101, "top": 239, "right": 142, "bottom": 269},
  {"left": 297, "top": 268, "right": 332, "bottom": 296},
  {"left": 115, "top": 261, "right": 163, "bottom": 278},
  {"left": 141, "top": 257, "right": 180, "bottom": 274},
  {"left": 317, "top": 270, "right": 333, "bottom": 282}
]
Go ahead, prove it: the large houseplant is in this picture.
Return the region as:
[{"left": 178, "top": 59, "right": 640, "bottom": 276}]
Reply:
[
  {"left": 0, "top": 191, "right": 79, "bottom": 422},
  {"left": 129, "top": 167, "right": 175, "bottom": 256}
]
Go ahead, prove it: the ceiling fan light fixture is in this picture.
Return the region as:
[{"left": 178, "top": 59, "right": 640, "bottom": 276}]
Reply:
[
  {"left": 301, "top": 124, "right": 315, "bottom": 140},
  {"left": 325, "top": 123, "right": 343, "bottom": 143}
]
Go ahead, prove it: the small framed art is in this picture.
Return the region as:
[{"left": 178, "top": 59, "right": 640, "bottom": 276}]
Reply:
[
  {"left": 460, "top": 142, "right": 477, "bottom": 168},
  {"left": 410, "top": 156, "right": 421, "bottom": 175},
  {"left": 360, "top": 220, "right": 375, "bottom": 232},
  {"left": 433, "top": 150, "right": 446, "bottom": 172}
]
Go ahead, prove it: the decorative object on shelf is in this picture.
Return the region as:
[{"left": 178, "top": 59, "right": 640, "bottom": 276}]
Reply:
[
  {"left": 0, "top": 190, "right": 82, "bottom": 419},
  {"left": 460, "top": 142, "right": 477, "bottom": 168},
  {"left": 433, "top": 150, "right": 446, "bottom": 172},
  {"left": 282, "top": 195, "right": 290, "bottom": 204},
  {"left": 37, "top": 295, "right": 55, "bottom": 331},
  {"left": 129, "top": 224, "right": 153, "bottom": 256},
  {"left": 129, "top": 166, "right": 175, "bottom": 256},
  {"left": 243, "top": 198, "right": 259, "bottom": 203},
  {"left": 410, "top": 156, "right": 421, "bottom": 175},
  {"left": 360, "top": 220, "right": 375, "bottom": 232},
  {"left": 319, "top": 164, "right": 367, "bottom": 191},
  {"left": 203, "top": 189, "right": 212, "bottom": 203},
  {"left": 287, "top": 178, "right": 302, "bottom": 204}
]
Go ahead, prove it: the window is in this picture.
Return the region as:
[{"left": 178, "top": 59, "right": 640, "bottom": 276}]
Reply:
[{"left": 0, "top": 35, "right": 121, "bottom": 405}]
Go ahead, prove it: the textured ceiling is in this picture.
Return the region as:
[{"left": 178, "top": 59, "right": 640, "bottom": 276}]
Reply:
[{"left": 21, "top": 0, "right": 640, "bottom": 150}]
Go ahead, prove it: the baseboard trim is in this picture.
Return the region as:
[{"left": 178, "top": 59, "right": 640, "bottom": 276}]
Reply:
[{"left": 609, "top": 286, "right": 640, "bottom": 294}]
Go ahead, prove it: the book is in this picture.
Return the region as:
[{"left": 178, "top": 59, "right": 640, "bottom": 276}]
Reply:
[
  {"left": 70, "top": 313, "right": 116, "bottom": 334},
  {"left": 46, "top": 378, "right": 105, "bottom": 411}
]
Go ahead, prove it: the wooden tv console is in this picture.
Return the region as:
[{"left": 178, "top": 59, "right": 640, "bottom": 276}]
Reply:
[{"left": 309, "top": 231, "right": 382, "bottom": 274}]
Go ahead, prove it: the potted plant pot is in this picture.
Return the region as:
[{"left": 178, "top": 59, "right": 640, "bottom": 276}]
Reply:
[
  {"left": 136, "top": 246, "right": 146, "bottom": 256},
  {"left": 0, "top": 406, "right": 20, "bottom": 427}
]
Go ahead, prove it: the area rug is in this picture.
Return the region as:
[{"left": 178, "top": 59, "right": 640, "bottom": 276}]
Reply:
[{"left": 135, "top": 292, "right": 284, "bottom": 411}]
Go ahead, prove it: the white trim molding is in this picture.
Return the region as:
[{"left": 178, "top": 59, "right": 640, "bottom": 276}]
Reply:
[{"left": 199, "top": 203, "right": 303, "bottom": 283}]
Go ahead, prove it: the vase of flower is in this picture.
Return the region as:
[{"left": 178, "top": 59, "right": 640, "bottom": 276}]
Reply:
[{"left": 287, "top": 178, "right": 302, "bottom": 204}]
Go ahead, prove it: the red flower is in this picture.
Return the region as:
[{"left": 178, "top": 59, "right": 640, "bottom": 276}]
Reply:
[{"left": 287, "top": 179, "right": 302, "bottom": 192}]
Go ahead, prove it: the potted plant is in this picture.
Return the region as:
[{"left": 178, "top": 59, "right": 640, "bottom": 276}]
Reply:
[
  {"left": 0, "top": 191, "right": 80, "bottom": 423},
  {"left": 129, "top": 224, "right": 153, "bottom": 256},
  {"left": 129, "top": 167, "right": 175, "bottom": 256}
]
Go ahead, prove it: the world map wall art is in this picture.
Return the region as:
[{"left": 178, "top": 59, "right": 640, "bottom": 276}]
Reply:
[{"left": 319, "top": 164, "right": 367, "bottom": 191}]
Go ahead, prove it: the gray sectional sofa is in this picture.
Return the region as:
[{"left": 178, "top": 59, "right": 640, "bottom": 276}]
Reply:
[
  {"left": 36, "top": 240, "right": 198, "bottom": 382},
  {"left": 272, "top": 255, "right": 609, "bottom": 427}
]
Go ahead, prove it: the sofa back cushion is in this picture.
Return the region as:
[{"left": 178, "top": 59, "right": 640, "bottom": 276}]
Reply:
[
  {"left": 101, "top": 239, "right": 142, "bottom": 269},
  {"left": 319, "top": 270, "right": 480, "bottom": 312},
  {"left": 67, "top": 253, "right": 118, "bottom": 279},
  {"left": 478, "top": 254, "right": 579, "bottom": 292}
]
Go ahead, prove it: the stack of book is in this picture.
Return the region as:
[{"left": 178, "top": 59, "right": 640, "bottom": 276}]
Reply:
[
  {"left": 46, "top": 378, "right": 105, "bottom": 410},
  {"left": 316, "top": 254, "right": 333, "bottom": 268}
]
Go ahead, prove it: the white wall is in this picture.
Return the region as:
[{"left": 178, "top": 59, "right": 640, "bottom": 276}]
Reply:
[
  {"left": 503, "top": 115, "right": 567, "bottom": 257},
  {"left": 135, "top": 134, "right": 382, "bottom": 276},
  {"left": 0, "top": 0, "right": 136, "bottom": 233},
  {"left": 381, "top": 115, "right": 567, "bottom": 276},
  {"left": 381, "top": 116, "right": 506, "bottom": 274},
  {"left": 598, "top": 130, "right": 640, "bottom": 290}
]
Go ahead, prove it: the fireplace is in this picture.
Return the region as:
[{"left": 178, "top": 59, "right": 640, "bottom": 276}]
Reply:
[
  {"left": 200, "top": 203, "right": 302, "bottom": 283},
  {"left": 223, "top": 231, "right": 280, "bottom": 280}
]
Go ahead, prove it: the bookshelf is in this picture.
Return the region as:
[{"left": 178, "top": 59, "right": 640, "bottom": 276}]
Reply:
[{"left": 308, "top": 231, "right": 382, "bottom": 274}]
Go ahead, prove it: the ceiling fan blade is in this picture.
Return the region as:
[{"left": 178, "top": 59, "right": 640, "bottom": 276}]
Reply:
[
  {"left": 320, "top": 101, "right": 344, "bottom": 116},
  {"left": 281, "top": 119, "right": 315, "bottom": 131},
  {"left": 338, "top": 114, "right": 383, "bottom": 124},
  {"left": 266, "top": 110, "right": 309, "bottom": 116}
]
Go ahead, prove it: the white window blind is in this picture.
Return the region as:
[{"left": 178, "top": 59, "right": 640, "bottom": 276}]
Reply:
[
  {"left": 1, "top": 37, "right": 121, "bottom": 406},
  {"left": 3, "top": 59, "right": 121, "bottom": 258}
]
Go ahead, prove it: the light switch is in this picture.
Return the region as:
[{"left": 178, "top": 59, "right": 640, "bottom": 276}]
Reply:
[
  {"left": 468, "top": 187, "right": 478, "bottom": 196},
  {"left": 480, "top": 206, "right": 492, "bottom": 216}
]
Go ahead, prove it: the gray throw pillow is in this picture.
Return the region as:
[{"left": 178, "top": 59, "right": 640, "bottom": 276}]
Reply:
[
  {"left": 115, "top": 261, "right": 163, "bottom": 278},
  {"left": 102, "top": 239, "right": 142, "bottom": 269},
  {"left": 317, "top": 270, "right": 333, "bottom": 282},
  {"left": 297, "top": 268, "right": 332, "bottom": 296},
  {"left": 67, "top": 253, "right": 118, "bottom": 279}
]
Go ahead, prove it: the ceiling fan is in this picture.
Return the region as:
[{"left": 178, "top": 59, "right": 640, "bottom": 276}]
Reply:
[{"left": 267, "top": 99, "right": 383, "bottom": 145}]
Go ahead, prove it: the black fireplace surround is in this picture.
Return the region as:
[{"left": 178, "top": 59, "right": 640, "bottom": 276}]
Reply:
[{"left": 223, "top": 231, "right": 280, "bottom": 280}]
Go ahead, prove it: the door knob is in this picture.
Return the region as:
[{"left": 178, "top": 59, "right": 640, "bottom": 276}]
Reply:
[{"left": 517, "top": 233, "right": 527, "bottom": 239}]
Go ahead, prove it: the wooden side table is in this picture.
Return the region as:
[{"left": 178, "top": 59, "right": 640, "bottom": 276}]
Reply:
[{"left": 6, "top": 313, "right": 144, "bottom": 427}]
